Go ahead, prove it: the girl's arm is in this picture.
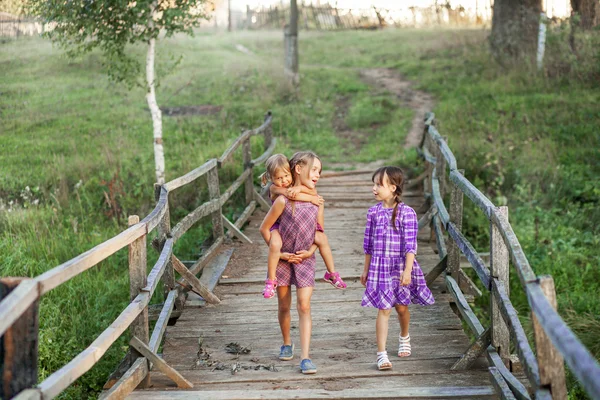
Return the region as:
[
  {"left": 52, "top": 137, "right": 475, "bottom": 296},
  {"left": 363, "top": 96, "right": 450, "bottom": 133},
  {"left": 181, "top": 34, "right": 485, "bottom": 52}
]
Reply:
[
  {"left": 361, "top": 255, "right": 371, "bottom": 286},
  {"left": 400, "top": 206, "right": 419, "bottom": 286},
  {"left": 272, "top": 185, "right": 322, "bottom": 206},
  {"left": 361, "top": 209, "right": 375, "bottom": 286},
  {"left": 259, "top": 196, "right": 286, "bottom": 245},
  {"left": 317, "top": 203, "right": 325, "bottom": 228}
]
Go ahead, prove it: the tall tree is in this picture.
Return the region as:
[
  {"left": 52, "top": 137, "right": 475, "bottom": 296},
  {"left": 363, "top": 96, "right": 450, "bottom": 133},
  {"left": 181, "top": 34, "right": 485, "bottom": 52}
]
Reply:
[
  {"left": 489, "top": 0, "right": 543, "bottom": 64},
  {"left": 571, "top": 0, "right": 599, "bottom": 29},
  {"left": 29, "top": 0, "right": 208, "bottom": 184},
  {"left": 284, "top": 0, "right": 299, "bottom": 85}
]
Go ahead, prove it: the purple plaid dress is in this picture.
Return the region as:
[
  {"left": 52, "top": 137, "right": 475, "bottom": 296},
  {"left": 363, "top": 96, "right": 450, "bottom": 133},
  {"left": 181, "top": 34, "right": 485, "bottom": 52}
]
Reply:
[{"left": 362, "top": 202, "right": 435, "bottom": 309}]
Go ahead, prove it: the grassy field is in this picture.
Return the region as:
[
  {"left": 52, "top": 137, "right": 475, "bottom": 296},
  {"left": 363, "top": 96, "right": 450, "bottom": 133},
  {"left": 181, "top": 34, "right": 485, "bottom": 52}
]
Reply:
[{"left": 1, "top": 26, "right": 598, "bottom": 398}]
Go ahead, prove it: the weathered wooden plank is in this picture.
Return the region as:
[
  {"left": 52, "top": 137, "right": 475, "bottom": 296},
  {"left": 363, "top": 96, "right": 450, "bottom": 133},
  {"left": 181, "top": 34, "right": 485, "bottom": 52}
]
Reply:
[
  {"left": 207, "top": 166, "right": 224, "bottom": 241},
  {"left": 488, "top": 367, "right": 517, "bottom": 400},
  {"left": 140, "top": 186, "right": 168, "bottom": 233},
  {"left": 490, "top": 206, "right": 510, "bottom": 366},
  {"left": 446, "top": 222, "right": 491, "bottom": 289},
  {"left": 445, "top": 275, "right": 484, "bottom": 335},
  {"left": 99, "top": 358, "right": 148, "bottom": 400},
  {"left": 491, "top": 279, "right": 540, "bottom": 390},
  {"left": 427, "top": 124, "right": 458, "bottom": 171},
  {"left": 170, "top": 199, "right": 220, "bottom": 241},
  {"left": 530, "top": 276, "right": 568, "bottom": 400},
  {"left": 242, "top": 138, "right": 254, "bottom": 205},
  {"left": 163, "top": 159, "right": 217, "bottom": 192},
  {"left": 430, "top": 176, "right": 449, "bottom": 225},
  {"left": 432, "top": 215, "right": 447, "bottom": 259},
  {"left": 142, "top": 238, "right": 173, "bottom": 295},
  {"left": 220, "top": 168, "right": 253, "bottom": 206},
  {"left": 251, "top": 138, "right": 277, "bottom": 165},
  {"left": 486, "top": 349, "right": 531, "bottom": 400},
  {"left": 171, "top": 256, "right": 220, "bottom": 305},
  {"left": 149, "top": 290, "right": 177, "bottom": 352},
  {"left": 0, "top": 278, "right": 39, "bottom": 399},
  {"left": 226, "top": 202, "right": 256, "bottom": 240},
  {"left": 417, "top": 206, "right": 436, "bottom": 230},
  {"left": 222, "top": 214, "right": 252, "bottom": 244},
  {"left": 129, "top": 337, "right": 193, "bottom": 389},
  {"left": 154, "top": 184, "right": 176, "bottom": 304},
  {"left": 253, "top": 188, "right": 271, "bottom": 212},
  {"left": 458, "top": 269, "right": 482, "bottom": 298},
  {"left": 452, "top": 328, "right": 491, "bottom": 370},
  {"left": 425, "top": 255, "right": 447, "bottom": 286},
  {"left": 218, "top": 130, "right": 252, "bottom": 166},
  {"left": 447, "top": 169, "right": 463, "bottom": 281},
  {"left": 39, "top": 292, "right": 150, "bottom": 399},
  {"left": 185, "top": 249, "right": 234, "bottom": 307},
  {"left": 422, "top": 146, "right": 437, "bottom": 164},
  {"left": 12, "top": 389, "right": 42, "bottom": 400},
  {"left": 449, "top": 170, "right": 494, "bottom": 218},
  {"left": 185, "top": 236, "right": 224, "bottom": 278},
  {"left": 36, "top": 222, "right": 146, "bottom": 295},
  {"left": 0, "top": 279, "right": 39, "bottom": 338}
]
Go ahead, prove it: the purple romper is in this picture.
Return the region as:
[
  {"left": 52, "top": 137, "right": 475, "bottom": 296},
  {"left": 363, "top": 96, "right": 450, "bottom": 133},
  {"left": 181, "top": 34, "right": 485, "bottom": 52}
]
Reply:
[
  {"left": 275, "top": 197, "right": 319, "bottom": 288},
  {"left": 362, "top": 202, "right": 435, "bottom": 309}
]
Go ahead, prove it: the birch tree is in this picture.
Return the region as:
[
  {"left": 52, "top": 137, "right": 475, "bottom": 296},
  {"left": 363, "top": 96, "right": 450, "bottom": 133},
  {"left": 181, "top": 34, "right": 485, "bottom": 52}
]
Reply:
[{"left": 29, "top": 0, "right": 208, "bottom": 184}]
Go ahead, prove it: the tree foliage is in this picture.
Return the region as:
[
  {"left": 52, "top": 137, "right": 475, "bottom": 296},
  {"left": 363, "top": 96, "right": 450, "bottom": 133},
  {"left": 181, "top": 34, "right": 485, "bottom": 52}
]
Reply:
[{"left": 28, "top": 0, "right": 208, "bottom": 83}]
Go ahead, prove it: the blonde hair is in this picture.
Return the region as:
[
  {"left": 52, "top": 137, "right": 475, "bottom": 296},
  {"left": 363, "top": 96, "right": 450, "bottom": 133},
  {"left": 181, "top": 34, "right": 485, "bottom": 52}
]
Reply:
[
  {"left": 289, "top": 151, "right": 321, "bottom": 185},
  {"left": 260, "top": 154, "right": 291, "bottom": 187},
  {"left": 372, "top": 166, "right": 405, "bottom": 231}
]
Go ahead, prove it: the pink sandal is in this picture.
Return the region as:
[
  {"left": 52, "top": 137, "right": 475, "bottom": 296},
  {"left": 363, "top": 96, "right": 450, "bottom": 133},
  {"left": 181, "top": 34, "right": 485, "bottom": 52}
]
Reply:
[
  {"left": 263, "top": 279, "right": 277, "bottom": 299},
  {"left": 323, "top": 271, "right": 347, "bottom": 289}
]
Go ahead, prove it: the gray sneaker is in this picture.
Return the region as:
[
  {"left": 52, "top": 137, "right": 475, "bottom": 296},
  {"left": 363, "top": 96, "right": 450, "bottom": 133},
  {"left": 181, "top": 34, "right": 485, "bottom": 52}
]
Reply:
[
  {"left": 300, "top": 358, "right": 317, "bottom": 374},
  {"left": 279, "top": 344, "right": 294, "bottom": 361}
]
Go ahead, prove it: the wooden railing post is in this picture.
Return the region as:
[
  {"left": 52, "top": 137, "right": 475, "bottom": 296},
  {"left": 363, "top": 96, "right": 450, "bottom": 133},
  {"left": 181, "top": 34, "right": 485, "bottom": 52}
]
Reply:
[
  {"left": 127, "top": 215, "right": 150, "bottom": 388},
  {"left": 532, "top": 275, "right": 568, "bottom": 400},
  {"left": 207, "top": 166, "right": 224, "bottom": 240},
  {"left": 263, "top": 111, "right": 273, "bottom": 151},
  {"left": 435, "top": 138, "right": 447, "bottom": 197},
  {"left": 490, "top": 206, "right": 510, "bottom": 367},
  {"left": 154, "top": 185, "right": 176, "bottom": 305},
  {"left": 243, "top": 137, "right": 254, "bottom": 205},
  {"left": 0, "top": 278, "right": 39, "bottom": 398},
  {"left": 447, "top": 169, "right": 464, "bottom": 279}
]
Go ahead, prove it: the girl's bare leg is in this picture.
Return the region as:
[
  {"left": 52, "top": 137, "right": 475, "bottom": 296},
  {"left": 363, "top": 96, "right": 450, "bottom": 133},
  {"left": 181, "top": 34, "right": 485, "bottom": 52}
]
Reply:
[
  {"left": 395, "top": 305, "right": 410, "bottom": 337},
  {"left": 314, "top": 231, "right": 335, "bottom": 273},
  {"left": 296, "top": 286, "right": 314, "bottom": 360},
  {"left": 277, "top": 286, "right": 292, "bottom": 345},
  {"left": 267, "top": 230, "right": 282, "bottom": 281},
  {"left": 376, "top": 308, "right": 392, "bottom": 352}
]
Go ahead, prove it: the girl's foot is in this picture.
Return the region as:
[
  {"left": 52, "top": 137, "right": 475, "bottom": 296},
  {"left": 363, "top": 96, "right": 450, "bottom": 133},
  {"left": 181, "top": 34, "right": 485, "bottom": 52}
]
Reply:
[
  {"left": 398, "top": 334, "right": 411, "bottom": 357},
  {"left": 300, "top": 359, "right": 317, "bottom": 374},
  {"left": 279, "top": 344, "right": 294, "bottom": 360},
  {"left": 323, "top": 271, "right": 347, "bottom": 289},
  {"left": 263, "top": 279, "right": 277, "bottom": 299},
  {"left": 377, "top": 351, "right": 392, "bottom": 370}
]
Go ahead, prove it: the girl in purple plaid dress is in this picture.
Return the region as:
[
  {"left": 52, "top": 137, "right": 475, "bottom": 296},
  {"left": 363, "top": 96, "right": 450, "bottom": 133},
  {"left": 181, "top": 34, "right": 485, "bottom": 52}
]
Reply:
[
  {"left": 360, "top": 166, "right": 435, "bottom": 371},
  {"left": 259, "top": 151, "right": 324, "bottom": 375}
]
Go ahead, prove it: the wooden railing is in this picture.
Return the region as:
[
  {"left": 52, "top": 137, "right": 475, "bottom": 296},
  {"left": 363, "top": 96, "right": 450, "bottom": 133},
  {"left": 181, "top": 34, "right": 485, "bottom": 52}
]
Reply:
[
  {"left": 0, "top": 112, "right": 275, "bottom": 400},
  {"left": 419, "top": 112, "right": 600, "bottom": 400}
]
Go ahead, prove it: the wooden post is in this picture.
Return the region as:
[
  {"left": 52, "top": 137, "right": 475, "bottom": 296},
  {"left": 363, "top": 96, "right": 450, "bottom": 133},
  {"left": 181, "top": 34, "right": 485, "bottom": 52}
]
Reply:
[
  {"left": 447, "top": 169, "right": 464, "bottom": 279},
  {"left": 0, "top": 278, "right": 39, "bottom": 398},
  {"left": 154, "top": 185, "right": 176, "bottom": 305},
  {"left": 490, "top": 206, "right": 510, "bottom": 367},
  {"left": 263, "top": 112, "right": 273, "bottom": 151},
  {"left": 127, "top": 215, "right": 150, "bottom": 388},
  {"left": 242, "top": 138, "right": 254, "bottom": 205},
  {"left": 532, "top": 276, "right": 568, "bottom": 400},
  {"left": 207, "top": 166, "right": 224, "bottom": 240}
]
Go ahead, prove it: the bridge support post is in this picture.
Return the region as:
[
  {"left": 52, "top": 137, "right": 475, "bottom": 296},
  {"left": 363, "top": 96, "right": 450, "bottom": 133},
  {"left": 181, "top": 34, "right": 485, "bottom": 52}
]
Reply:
[
  {"left": 154, "top": 185, "right": 180, "bottom": 309},
  {"left": 207, "top": 166, "right": 224, "bottom": 241},
  {"left": 127, "top": 215, "right": 150, "bottom": 388},
  {"left": 532, "top": 276, "right": 568, "bottom": 400},
  {"left": 447, "top": 169, "right": 464, "bottom": 280},
  {"left": 490, "top": 206, "right": 510, "bottom": 367},
  {"left": 243, "top": 138, "right": 254, "bottom": 205}
]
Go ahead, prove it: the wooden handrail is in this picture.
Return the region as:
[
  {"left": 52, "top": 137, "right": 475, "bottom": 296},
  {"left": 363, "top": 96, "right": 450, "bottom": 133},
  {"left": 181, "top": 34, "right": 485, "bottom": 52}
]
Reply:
[{"left": 163, "top": 158, "right": 217, "bottom": 192}]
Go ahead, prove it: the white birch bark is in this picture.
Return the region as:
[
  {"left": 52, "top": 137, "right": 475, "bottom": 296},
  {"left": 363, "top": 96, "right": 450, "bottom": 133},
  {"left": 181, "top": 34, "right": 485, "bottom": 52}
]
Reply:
[{"left": 146, "top": 36, "right": 165, "bottom": 184}]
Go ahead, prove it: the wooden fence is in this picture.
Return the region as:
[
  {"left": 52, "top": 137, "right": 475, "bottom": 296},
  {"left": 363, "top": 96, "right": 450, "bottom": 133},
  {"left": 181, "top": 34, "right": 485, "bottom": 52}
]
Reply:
[
  {"left": 0, "top": 112, "right": 275, "bottom": 400},
  {"left": 419, "top": 112, "right": 600, "bottom": 400}
]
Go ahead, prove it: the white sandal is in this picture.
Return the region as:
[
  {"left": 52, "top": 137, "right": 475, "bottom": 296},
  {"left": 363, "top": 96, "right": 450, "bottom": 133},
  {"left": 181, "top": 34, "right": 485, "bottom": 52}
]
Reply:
[
  {"left": 398, "top": 335, "right": 411, "bottom": 357},
  {"left": 377, "top": 351, "right": 392, "bottom": 370}
]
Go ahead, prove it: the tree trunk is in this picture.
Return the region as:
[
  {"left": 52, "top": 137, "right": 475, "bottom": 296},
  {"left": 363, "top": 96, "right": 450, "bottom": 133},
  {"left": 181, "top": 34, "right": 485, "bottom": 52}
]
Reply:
[
  {"left": 490, "top": 0, "right": 543, "bottom": 65},
  {"left": 146, "top": 37, "right": 165, "bottom": 185},
  {"left": 284, "top": 0, "right": 299, "bottom": 86},
  {"left": 571, "top": 0, "right": 599, "bottom": 29}
]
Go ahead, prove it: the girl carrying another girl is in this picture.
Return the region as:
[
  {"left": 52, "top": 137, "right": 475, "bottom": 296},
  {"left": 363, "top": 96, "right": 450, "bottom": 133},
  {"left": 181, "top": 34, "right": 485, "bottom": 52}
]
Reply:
[
  {"left": 259, "top": 151, "right": 327, "bottom": 374},
  {"left": 260, "top": 153, "right": 346, "bottom": 299},
  {"left": 361, "top": 166, "right": 435, "bottom": 371}
]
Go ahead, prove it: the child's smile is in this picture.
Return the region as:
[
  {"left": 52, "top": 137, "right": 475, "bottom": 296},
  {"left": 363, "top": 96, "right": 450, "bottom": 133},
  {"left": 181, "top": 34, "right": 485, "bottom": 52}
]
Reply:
[{"left": 273, "top": 169, "right": 292, "bottom": 188}]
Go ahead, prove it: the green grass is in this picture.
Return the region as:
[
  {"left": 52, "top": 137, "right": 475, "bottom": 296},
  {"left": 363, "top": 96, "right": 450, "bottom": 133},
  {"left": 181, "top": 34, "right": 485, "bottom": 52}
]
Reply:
[{"left": 1, "top": 26, "right": 599, "bottom": 398}]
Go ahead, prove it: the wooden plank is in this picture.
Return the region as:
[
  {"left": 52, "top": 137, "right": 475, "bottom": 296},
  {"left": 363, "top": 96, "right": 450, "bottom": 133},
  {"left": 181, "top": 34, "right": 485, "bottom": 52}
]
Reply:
[
  {"left": 185, "top": 236, "right": 224, "bottom": 277},
  {"left": 486, "top": 349, "right": 531, "bottom": 400},
  {"left": 488, "top": 367, "right": 517, "bottom": 400},
  {"left": 127, "top": 216, "right": 150, "bottom": 388},
  {"left": 445, "top": 275, "right": 484, "bottom": 335},
  {"left": 36, "top": 222, "right": 146, "bottom": 295},
  {"left": 531, "top": 276, "right": 568, "bottom": 400},
  {"left": 0, "top": 278, "right": 39, "bottom": 399},
  {"left": 432, "top": 215, "right": 447, "bottom": 259},
  {"left": 452, "top": 328, "right": 491, "bottom": 370},
  {"left": 242, "top": 138, "right": 254, "bottom": 205},
  {"left": 430, "top": 176, "right": 449, "bottom": 225},
  {"left": 219, "top": 168, "right": 253, "bottom": 206},
  {"left": 253, "top": 188, "right": 271, "bottom": 212},
  {"left": 171, "top": 256, "right": 220, "bottom": 305},
  {"left": 149, "top": 290, "right": 177, "bottom": 352},
  {"left": 140, "top": 186, "right": 168, "bottom": 233},
  {"left": 163, "top": 159, "right": 217, "bottom": 192},
  {"left": 185, "top": 249, "right": 234, "bottom": 307},
  {"left": 129, "top": 337, "right": 192, "bottom": 389},
  {"left": 0, "top": 279, "right": 38, "bottom": 338},
  {"left": 446, "top": 222, "right": 491, "bottom": 288},
  {"left": 425, "top": 255, "right": 447, "bottom": 286},
  {"left": 226, "top": 201, "right": 256, "bottom": 240},
  {"left": 170, "top": 199, "right": 220, "bottom": 241},
  {"left": 208, "top": 166, "right": 224, "bottom": 241},
  {"left": 39, "top": 292, "right": 150, "bottom": 399},
  {"left": 251, "top": 137, "right": 277, "bottom": 165},
  {"left": 447, "top": 169, "right": 464, "bottom": 279},
  {"left": 490, "top": 206, "right": 510, "bottom": 366},
  {"left": 154, "top": 184, "right": 175, "bottom": 303},
  {"left": 449, "top": 170, "right": 494, "bottom": 219},
  {"left": 491, "top": 279, "right": 540, "bottom": 389},
  {"left": 12, "top": 389, "right": 42, "bottom": 400},
  {"left": 99, "top": 358, "right": 148, "bottom": 400},
  {"left": 417, "top": 206, "right": 436, "bottom": 230},
  {"left": 458, "top": 269, "right": 482, "bottom": 298},
  {"left": 222, "top": 214, "right": 252, "bottom": 244},
  {"left": 142, "top": 238, "right": 173, "bottom": 295},
  {"left": 218, "top": 130, "right": 252, "bottom": 166},
  {"left": 427, "top": 124, "right": 458, "bottom": 171}
]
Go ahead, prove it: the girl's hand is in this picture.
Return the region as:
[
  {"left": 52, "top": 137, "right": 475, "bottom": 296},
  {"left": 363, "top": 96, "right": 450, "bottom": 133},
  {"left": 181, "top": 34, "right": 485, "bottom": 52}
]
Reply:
[
  {"left": 360, "top": 271, "right": 368, "bottom": 287},
  {"left": 295, "top": 249, "right": 314, "bottom": 260},
  {"left": 286, "top": 187, "right": 301, "bottom": 198},
  {"left": 311, "top": 195, "right": 324, "bottom": 207},
  {"left": 281, "top": 252, "right": 302, "bottom": 264},
  {"left": 400, "top": 270, "right": 412, "bottom": 286}
]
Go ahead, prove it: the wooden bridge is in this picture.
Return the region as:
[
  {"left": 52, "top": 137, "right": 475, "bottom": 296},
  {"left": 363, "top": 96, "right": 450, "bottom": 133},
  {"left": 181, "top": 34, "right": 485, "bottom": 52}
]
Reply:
[{"left": 1, "top": 112, "right": 599, "bottom": 400}]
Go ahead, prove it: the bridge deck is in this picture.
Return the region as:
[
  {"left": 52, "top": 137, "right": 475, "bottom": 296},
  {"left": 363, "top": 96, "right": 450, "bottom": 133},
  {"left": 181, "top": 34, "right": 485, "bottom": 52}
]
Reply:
[{"left": 127, "top": 172, "right": 497, "bottom": 399}]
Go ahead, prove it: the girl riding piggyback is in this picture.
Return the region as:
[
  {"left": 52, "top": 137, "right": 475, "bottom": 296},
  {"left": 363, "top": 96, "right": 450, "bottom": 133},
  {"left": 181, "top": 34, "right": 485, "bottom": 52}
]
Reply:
[{"left": 259, "top": 153, "right": 346, "bottom": 299}]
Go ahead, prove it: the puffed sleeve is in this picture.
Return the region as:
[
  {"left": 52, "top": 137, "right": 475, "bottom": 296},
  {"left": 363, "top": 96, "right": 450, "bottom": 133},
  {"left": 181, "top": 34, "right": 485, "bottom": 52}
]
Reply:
[
  {"left": 402, "top": 205, "right": 418, "bottom": 255},
  {"left": 363, "top": 207, "right": 376, "bottom": 255}
]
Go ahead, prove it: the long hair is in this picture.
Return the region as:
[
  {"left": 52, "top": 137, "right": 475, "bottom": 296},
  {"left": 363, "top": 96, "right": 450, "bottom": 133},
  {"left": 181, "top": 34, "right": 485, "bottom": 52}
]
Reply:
[
  {"left": 260, "top": 154, "right": 290, "bottom": 187},
  {"left": 288, "top": 151, "right": 321, "bottom": 185},
  {"left": 372, "top": 166, "right": 405, "bottom": 231}
]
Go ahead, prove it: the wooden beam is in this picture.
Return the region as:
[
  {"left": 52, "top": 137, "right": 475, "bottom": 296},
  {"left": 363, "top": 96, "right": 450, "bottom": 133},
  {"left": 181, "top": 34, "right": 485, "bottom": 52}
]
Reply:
[
  {"left": 254, "top": 188, "right": 271, "bottom": 212},
  {"left": 154, "top": 184, "right": 175, "bottom": 304},
  {"left": 222, "top": 214, "right": 252, "bottom": 244},
  {"left": 163, "top": 159, "right": 217, "bottom": 192},
  {"left": 99, "top": 358, "right": 148, "bottom": 400},
  {"left": 425, "top": 255, "right": 447, "bottom": 286},
  {"left": 149, "top": 290, "right": 177, "bottom": 352},
  {"left": 486, "top": 349, "right": 531, "bottom": 400},
  {"left": 447, "top": 169, "right": 464, "bottom": 280},
  {"left": 207, "top": 166, "right": 224, "bottom": 241},
  {"left": 452, "top": 328, "right": 491, "bottom": 370},
  {"left": 445, "top": 275, "right": 484, "bottom": 335},
  {"left": 242, "top": 138, "right": 254, "bottom": 205},
  {"left": 432, "top": 215, "right": 447, "bottom": 259},
  {"left": 446, "top": 222, "right": 491, "bottom": 288},
  {"left": 171, "top": 256, "right": 220, "bottom": 305},
  {"left": 219, "top": 168, "right": 253, "bottom": 206},
  {"left": 226, "top": 201, "right": 256, "bottom": 240},
  {"left": 251, "top": 138, "right": 277, "bottom": 166},
  {"left": 458, "top": 269, "right": 482, "bottom": 298},
  {"left": 488, "top": 367, "right": 517, "bottom": 400},
  {"left": 490, "top": 206, "right": 510, "bottom": 366},
  {"left": 129, "top": 337, "right": 193, "bottom": 389}
]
